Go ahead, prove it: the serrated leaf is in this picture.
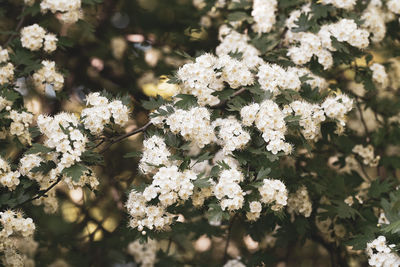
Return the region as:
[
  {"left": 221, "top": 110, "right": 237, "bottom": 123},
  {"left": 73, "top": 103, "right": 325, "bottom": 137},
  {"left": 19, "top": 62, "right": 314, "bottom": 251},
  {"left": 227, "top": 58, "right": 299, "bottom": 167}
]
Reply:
[
  {"left": 31, "top": 161, "right": 56, "bottom": 174},
  {"left": 193, "top": 178, "right": 211, "bottom": 188},
  {"left": 62, "top": 164, "right": 89, "bottom": 182},
  {"left": 382, "top": 220, "right": 400, "bottom": 234},
  {"left": 26, "top": 143, "right": 52, "bottom": 154},
  {"left": 256, "top": 167, "right": 271, "bottom": 181},
  {"left": 142, "top": 95, "right": 166, "bottom": 110},
  {"left": 369, "top": 180, "right": 392, "bottom": 199},
  {"left": 174, "top": 94, "right": 197, "bottom": 110}
]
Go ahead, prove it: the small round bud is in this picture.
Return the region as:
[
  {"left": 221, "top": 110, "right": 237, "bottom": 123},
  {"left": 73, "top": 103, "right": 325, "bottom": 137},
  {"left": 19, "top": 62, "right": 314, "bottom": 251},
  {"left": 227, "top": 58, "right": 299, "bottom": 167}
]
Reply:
[{"left": 6, "top": 106, "right": 11, "bottom": 111}]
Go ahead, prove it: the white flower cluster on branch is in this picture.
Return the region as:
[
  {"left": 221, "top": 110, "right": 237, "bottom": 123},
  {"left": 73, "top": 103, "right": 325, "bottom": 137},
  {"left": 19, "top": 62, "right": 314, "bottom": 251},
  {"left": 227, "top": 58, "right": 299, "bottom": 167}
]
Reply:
[
  {"left": 20, "top": 24, "right": 58, "bottom": 53},
  {"left": 352, "top": 144, "right": 380, "bottom": 167},
  {"left": 33, "top": 60, "right": 64, "bottom": 92},
  {"left": 81, "top": 92, "right": 130, "bottom": 135},
  {"left": 251, "top": 0, "right": 277, "bottom": 34},
  {"left": 0, "top": 157, "right": 21, "bottom": 191},
  {"left": 0, "top": 210, "right": 36, "bottom": 267},
  {"left": 0, "top": 46, "right": 14, "bottom": 85},
  {"left": 139, "top": 135, "right": 171, "bottom": 174},
  {"left": 286, "top": 15, "right": 370, "bottom": 69},
  {"left": 40, "top": 0, "right": 83, "bottom": 24},
  {"left": 177, "top": 53, "right": 253, "bottom": 106},
  {"left": 165, "top": 106, "right": 215, "bottom": 148},
  {"left": 366, "top": 236, "right": 400, "bottom": 267}
]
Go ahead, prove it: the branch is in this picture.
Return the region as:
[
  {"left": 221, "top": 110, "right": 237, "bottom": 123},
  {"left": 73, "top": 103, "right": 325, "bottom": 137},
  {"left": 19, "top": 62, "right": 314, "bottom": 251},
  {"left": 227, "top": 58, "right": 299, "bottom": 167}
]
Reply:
[
  {"left": 99, "top": 122, "right": 151, "bottom": 153},
  {"left": 4, "top": 7, "right": 26, "bottom": 47},
  {"left": 15, "top": 175, "right": 62, "bottom": 208}
]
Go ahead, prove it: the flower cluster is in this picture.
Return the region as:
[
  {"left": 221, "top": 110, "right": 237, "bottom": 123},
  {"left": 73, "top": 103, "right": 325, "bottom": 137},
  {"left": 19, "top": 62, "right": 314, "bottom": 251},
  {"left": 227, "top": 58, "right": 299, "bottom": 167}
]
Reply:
[
  {"left": 0, "top": 46, "right": 9, "bottom": 63},
  {"left": 216, "top": 28, "right": 263, "bottom": 69},
  {"left": 361, "top": 2, "right": 388, "bottom": 43},
  {"left": 241, "top": 100, "right": 292, "bottom": 155},
  {"left": 212, "top": 117, "right": 250, "bottom": 154},
  {"left": 0, "top": 157, "right": 20, "bottom": 190},
  {"left": 286, "top": 17, "right": 369, "bottom": 69},
  {"left": 0, "top": 62, "right": 14, "bottom": 85},
  {"left": 0, "top": 46, "right": 14, "bottom": 85},
  {"left": 251, "top": 0, "right": 277, "bottom": 34},
  {"left": 7, "top": 110, "right": 34, "bottom": 144},
  {"left": 285, "top": 100, "right": 326, "bottom": 140},
  {"left": 258, "top": 178, "right": 288, "bottom": 211},
  {"left": 33, "top": 60, "right": 64, "bottom": 92},
  {"left": 40, "top": 0, "right": 83, "bottom": 24},
  {"left": 127, "top": 239, "right": 158, "bottom": 267},
  {"left": 139, "top": 135, "right": 171, "bottom": 174},
  {"left": 320, "top": 0, "right": 356, "bottom": 10},
  {"left": 213, "top": 167, "right": 244, "bottom": 211},
  {"left": 287, "top": 186, "right": 312, "bottom": 218},
  {"left": 142, "top": 166, "right": 197, "bottom": 205},
  {"left": 165, "top": 107, "right": 215, "bottom": 148},
  {"left": 37, "top": 112, "right": 87, "bottom": 171},
  {"left": 177, "top": 53, "right": 223, "bottom": 106},
  {"left": 246, "top": 201, "right": 262, "bottom": 221},
  {"left": 177, "top": 53, "right": 253, "bottom": 106},
  {"left": 126, "top": 190, "right": 174, "bottom": 232},
  {"left": 321, "top": 93, "right": 353, "bottom": 129},
  {"left": 370, "top": 63, "right": 389, "bottom": 88},
  {"left": 81, "top": 92, "right": 130, "bottom": 135},
  {"left": 0, "top": 96, "right": 12, "bottom": 112},
  {"left": 366, "top": 236, "right": 400, "bottom": 267},
  {"left": 387, "top": 0, "right": 400, "bottom": 15},
  {"left": 0, "top": 210, "right": 36, "bottom": 267},
  {"left": 257, "top": 63, "right": 301, "bottom": 94},
  {"left": 352, "top": 144, "right": 380, "bottom": 167},
  {"left": 20, "top": 24, "right": 57, "bottom": 53}
]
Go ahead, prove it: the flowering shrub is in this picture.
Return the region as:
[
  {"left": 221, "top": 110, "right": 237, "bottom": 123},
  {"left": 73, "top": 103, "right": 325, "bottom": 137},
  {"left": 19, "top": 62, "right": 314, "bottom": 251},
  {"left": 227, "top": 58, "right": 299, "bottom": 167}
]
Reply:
[{"left": 1, "top": 0, "right": 400, "bottom": 266}]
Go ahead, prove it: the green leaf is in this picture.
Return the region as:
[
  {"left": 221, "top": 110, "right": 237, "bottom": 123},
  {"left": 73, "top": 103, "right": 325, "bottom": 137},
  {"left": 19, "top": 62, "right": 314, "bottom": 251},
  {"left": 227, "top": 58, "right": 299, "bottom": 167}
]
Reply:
[
  {"left": 227, "top": 11, "right": 251, "bottom": 22},
  {"left": 194, "top": 152, "right": 213, "bottom": 163},
  {"left": 142, "top": 95, "right": 166, "bottom": 110},
  {"left": 62, "top": 164, "right": 89, "bottom": 182},
  {"left": 174, "top": 94, "right": 197, "bottom": 110},
  {"left": 257, "top": 167, "right": 271, "bottom": 181},
  {"left": 80, "top": 150, "right": 103, "bottom": 165},
  {"left": 57, "top": 37, "right": 74, "bottom": 50},
  {"left": 26, "top": 143, "right": 53, "bottom": 154},
  {"left": 123, "top": 151, "right": 143, "bottom": 158},
  {"left": 346, "top": 233, "right": 375, "bottom": 250},
  {"left": 382, "top": 220, "right": 400, "bottom": 234},
  {"left": 369, "top": 180, "right": 392, "bottom": 199},
  {"left": 291, "top": 13, "right": 311, "bottom": 33},
  {"left": 193, "top": 178, "right": 211, "bottom": 188},
  {"left": 31, "top": 161, "right": 56, "bottom": 174},
  {"left": 207, "top": 204, "right": 229, "bottom": 223}
]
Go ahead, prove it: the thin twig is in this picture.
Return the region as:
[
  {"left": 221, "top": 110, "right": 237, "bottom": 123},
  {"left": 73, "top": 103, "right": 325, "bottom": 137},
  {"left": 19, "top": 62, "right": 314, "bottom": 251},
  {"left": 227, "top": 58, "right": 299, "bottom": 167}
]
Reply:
[
  {"left": 99, "top": 122, "right": 152, "bottom": 153},
  {"left": 15, "top": 176, "right": 62, "bottom": 207},
  {"left": 4, "top": 7, "right": 26, "bottom": 47}
]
